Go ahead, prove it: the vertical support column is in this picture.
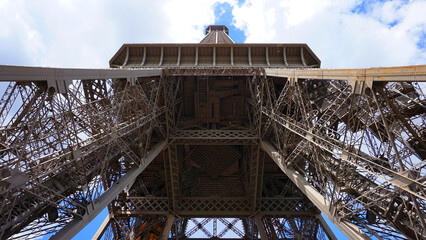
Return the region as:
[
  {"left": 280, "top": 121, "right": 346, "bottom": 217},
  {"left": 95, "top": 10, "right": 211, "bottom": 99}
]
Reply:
[
  {"left": 283, "top": 47, "right": 288, "bottom": 66},
  {"left": 167, "top": 144, "right": 180, "bottom": 211},
  {"left": 230, "top": 47, "right": 234, "bottom": 66},
  {"left": 195, "top": 47, "right": 199, "bottom": 66},
  {"left": 162, "top": 74, "right": 180, "bottom": 211},
  {"left": 265, "top": 46, "right": 270, "bottom": 66},
  {"left": 123, "top": 46, "right": 129, "bottom": 67},
  {"left": 248, "top": 73, "right": 263, "bottom": 136},
  {"left": 163, "top": 74, "right": 177, "bottom": 136},
  {"left": 141, "top": 47, "right": 146, "bottom": 66},
  {"left": 300, "top": 47, "right": 307, "bottom": 66},
  {"left": 177, "top": 47, "right": 181, "bottom": 66},
  {"left": 250, "top": 146, "right": 263, "bottom": 212},
  {"left": 248, "top": 46, "right": 252, "bottom": 66},
  {"left": 254, "top": 215, "right": 268, "bottom": 240},
  {"left": 213, "top": 218, "right": 217, "bottom": 237},
  {"left": 159, "top": 214, "right": 175, "bottom": 240},
  {"left": 213, "top": 47, "right": 216, "bottom": 66},
  {"left": 159, "top": 47, "right": 164, "bottom": 66}
]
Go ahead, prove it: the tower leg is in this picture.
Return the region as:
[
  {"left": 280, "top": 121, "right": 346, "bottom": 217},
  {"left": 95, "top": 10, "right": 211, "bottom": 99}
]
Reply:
[
  {"left": 92, "top": 214, "right": 110, "bottom": 240},
  {"left": 261, "top": 140, "right": 371, "bottom": 240},
  {"left": 254, "top": 215, "right": 268, "bottom": 240},
  {"left": 317, "top": 215, "right": 337, "bottom": 240},
  {"left": 159, "top": 214, "right": 175, "bottom": 240},
  {"left": 50, "top": 141, "right": 167, "bottom": 240}
]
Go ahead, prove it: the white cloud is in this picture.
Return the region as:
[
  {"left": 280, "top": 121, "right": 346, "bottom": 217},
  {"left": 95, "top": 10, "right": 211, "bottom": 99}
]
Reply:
[
  {"left": 232, "top": 0, "right": 426, "bottom": 68},
  {"left": 164, "top": 0, "right": 215, "bottom": 43},
  {"left": 0, "top": 1, "right": 45, "bottom": 66},
  {"left": 0, "top": 0, "right": 233, "bottom": 68},
  {"left": 0, "top": 0, "right": 424, "bottom": 69}
]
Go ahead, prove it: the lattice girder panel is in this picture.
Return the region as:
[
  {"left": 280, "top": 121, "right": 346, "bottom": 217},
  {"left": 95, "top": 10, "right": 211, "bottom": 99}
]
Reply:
[
  {"left": 0, "top": 75, "right": 165, "bottom": 239},
  {"left": 1, "top": 64, "right": 425, "bottom": 240},
  {"left": 264, "top": 216, "right": 334, "bottom": 240},
  {"left": 116, "top": 196, "right": 318, "bottom": 218},
  {"left": 262, "top": 72, "right": 426, "bottom": 239}
]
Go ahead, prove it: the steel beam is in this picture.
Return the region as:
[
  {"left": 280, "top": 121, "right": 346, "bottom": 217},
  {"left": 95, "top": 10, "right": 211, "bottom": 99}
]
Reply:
[
  {"left": 50, "top": 140, "right": 167, "bottom": 240},
  {"left": 159, "top": 214, "right": 175, "bottom": 240},
  {"left": 265, "top": 65, "right": 426, "bottom": 82},
  {"left": 171, "top": 129, "right": 258, "bottom": 140},
  {"left": 254, "top": 215, "right": 268, "bottom": 240},
  {"left": 165, "top": 67, "right": 262, "bottom": 76},
  {"left": 317, "top": 215, "right": 338, "bottom": 240},
  {"left": 260, "top": 140, "right": 371, "bottom": 240},
  {"left": 0, "top": 65, "right": 162, "bottom": 82},
  {"left": 91, "top": 214, "right": 110, "bottom": 240},
  {"left": 115, "top": 197, "right": 317, "bottom": 218}
]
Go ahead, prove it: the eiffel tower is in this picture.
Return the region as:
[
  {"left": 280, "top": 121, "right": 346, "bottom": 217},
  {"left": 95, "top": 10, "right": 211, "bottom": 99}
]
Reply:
[{"left": 0, "top": 25, "right": 425, "bottom": 240}]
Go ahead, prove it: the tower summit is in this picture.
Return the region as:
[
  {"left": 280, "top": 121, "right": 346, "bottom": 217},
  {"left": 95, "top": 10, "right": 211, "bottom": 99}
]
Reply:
[
  {"left": 201, "top": 25, "right": 234, "bottom": 44},
  {"left": 0, "top": 25, "right": 425, "bottom": 240}
]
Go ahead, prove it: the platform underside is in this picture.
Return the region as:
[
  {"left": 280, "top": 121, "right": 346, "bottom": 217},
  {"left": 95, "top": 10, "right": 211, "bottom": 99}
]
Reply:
[{"left": 0, "top": 65, "right": 425, "bottom": 240}]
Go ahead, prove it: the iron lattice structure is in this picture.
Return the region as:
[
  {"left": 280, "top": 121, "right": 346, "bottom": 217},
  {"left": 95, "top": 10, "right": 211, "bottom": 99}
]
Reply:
[{"left": 0, "top": 25, "right": 425, "bottom": 240}]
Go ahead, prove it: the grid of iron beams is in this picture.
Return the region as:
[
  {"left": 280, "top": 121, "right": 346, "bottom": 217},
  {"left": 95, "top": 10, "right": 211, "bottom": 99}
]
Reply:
[{"left": 0, "top": 65, "right": 425, "bottom": 240}]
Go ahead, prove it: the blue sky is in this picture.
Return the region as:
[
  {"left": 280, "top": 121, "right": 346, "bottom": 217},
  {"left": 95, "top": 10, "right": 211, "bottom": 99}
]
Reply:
[
  {"left": 0, "top": 0, "right": 425, "bottom": 68},
  {"left": 1, "top": 0, "right": 425, "bottom": 239}
]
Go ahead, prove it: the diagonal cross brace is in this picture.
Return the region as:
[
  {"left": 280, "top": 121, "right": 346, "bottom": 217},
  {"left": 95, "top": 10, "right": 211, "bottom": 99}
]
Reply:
[
  {"left": 50, "top": 140, "right": 167, "bottom": 240},
  {"left": 260, "top": 140, "right": 371, "bottom": 240}
]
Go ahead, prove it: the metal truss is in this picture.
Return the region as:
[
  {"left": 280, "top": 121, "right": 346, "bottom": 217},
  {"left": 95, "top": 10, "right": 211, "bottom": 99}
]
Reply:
[
  {"left": 0, "top": 66, "right": 165, "bottom": 239},
  {"left": 261, "top": 65, "right": 426, "bottom": 239},
  {"left": 163, "top": 74, "right": 181, "bottom": 212},
  {"left": 259, "top": 215, "right": 336, "bottom": 240},
  {"left": 165, "top": 67, "right": 263, "bottom": 76},
  {"left": 115, "top": 196, "right": 317, "bottom": 218},
  {"left": 249, "top": 145, "right": 264, "bottom": 212},
  {"left": 163, "top": 215, "right": 336, "bottom": 239},
  {"left": 0, "top": 65, "right": 425, "bottom": 240},
  {"left": 265, "top": 65, "right": 426, "bottom": 82},
  {"left": 171, "top": 129, "right": 258, "bottom": 145}
]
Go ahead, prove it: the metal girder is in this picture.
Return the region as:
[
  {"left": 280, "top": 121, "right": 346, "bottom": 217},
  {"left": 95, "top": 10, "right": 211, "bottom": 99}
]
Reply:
[
  {"left": 183, "top": 218, "right": 248, "bottom": 239},
  {"left": 317, "top": 215, "right": 338, "bottom": 240},
  {"left": 50, "top": 140, "right": 167, "bottom": 240},
  {"left": 0, "top": 65, "right": 162, "bottom": 82},
  {"left": 247, "top": 72, "right": 264, "bottom": 136},
  {"left": 163, "top": 74, "right": 181, "bottom": 212},
  {"left": 159, "top": 214, "right": 175, "bottom": 240},
  {"left": 171, "top": 138, "right": 257, "bottom": 145},
  {"left": 263, "top": 108, "right": 425, "bottom": 201},
  {"left": 2, "top": 58, "right": 424, "bottom": 240},
  {"left": 260, "top": 140, "right": 371, "bottom": 240},
  {"left": 171, "top": 129, "right": 258, "bottom": 145},
  {"left": 254, "top": 215, "right": 268, "bottom": 240},
  {"left": 166, "top": 144, "right": 180, "bottom": 211},
  {"left": 249, "top": 145, "right": 263, "bottom": 212},
  {"left": 0, "top": 79, "right": 165, "bottom": 239},
  {"left": 165, "top": 67, "right": 263, "bottom": 76},
  {"left": 171, "top": 129, "right": 257, "bottom": 139},
  {"left": 217, "top": 218, "right": 244, "bottom": 238},
  {"left": 261, "top": 73, "right": 425, "bottom": 239},
  {"left": 265, "top": 65, "right": 426, "bottom": 82},
  {"left": 92, "top": 214, "right": 110, "bottom": 240},
  {"left": 115, "top": 196, "right": 317, "bottom": 218}
]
